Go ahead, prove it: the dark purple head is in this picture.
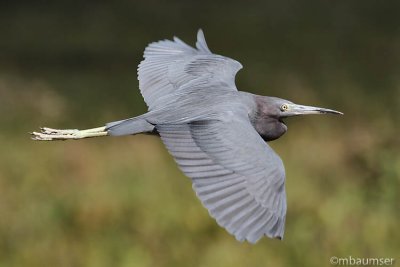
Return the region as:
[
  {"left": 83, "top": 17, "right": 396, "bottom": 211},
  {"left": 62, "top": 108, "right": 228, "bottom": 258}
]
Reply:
[{"left": 252, "top": 96, "right": 342, "bottom": 141}]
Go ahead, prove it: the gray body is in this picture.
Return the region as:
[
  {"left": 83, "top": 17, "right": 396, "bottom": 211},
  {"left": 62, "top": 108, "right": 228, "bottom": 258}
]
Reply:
[{"left": 103, "top": 30, "right": 342, "bottom": 243}]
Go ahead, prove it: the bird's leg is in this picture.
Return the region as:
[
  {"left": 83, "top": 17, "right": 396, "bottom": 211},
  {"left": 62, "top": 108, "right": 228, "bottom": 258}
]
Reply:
[{"left": 31, "top": 126, "right": 108, "bottom": 141}]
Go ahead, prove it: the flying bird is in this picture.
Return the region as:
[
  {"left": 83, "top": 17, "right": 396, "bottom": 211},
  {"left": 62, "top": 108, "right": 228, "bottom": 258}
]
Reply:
[{"left": 32, "top": 30, "right": 342, "bottom": 243}]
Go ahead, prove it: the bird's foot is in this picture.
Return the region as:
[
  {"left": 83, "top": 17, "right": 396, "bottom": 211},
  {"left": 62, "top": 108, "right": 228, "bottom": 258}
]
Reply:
[{"left": 31, "top": 126, "right": 107, "bottom": 141}]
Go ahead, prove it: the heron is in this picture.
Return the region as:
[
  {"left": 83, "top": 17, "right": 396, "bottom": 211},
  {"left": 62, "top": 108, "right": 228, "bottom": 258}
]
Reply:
[{"left": 31, "top": 29, "right": 342, "bottom": 243}]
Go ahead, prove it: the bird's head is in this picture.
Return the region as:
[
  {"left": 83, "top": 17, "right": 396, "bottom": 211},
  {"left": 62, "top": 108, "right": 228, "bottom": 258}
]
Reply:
[
  {"left": 257, "top": 96, "right": 342, "bottom": 118},
  {"left": 253, "top": 96, "right": 343, "bottom": 141},
  {"left": 273, "top": 98, "right": 343, "bottom": 118}
]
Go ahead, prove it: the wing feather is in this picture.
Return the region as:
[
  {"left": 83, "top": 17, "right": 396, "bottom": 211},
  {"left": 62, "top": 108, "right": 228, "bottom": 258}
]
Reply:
[
  {"left": 138, "top": 29, "right": 243, "bottom": 110},
  {"left": 157, "top": 117, "right": 287, "bottom": 243}
]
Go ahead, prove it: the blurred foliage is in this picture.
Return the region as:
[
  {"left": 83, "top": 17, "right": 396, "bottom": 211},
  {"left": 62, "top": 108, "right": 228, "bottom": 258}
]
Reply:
[{"left": 0, "top": 1, "right": 399, "bottom": 266}]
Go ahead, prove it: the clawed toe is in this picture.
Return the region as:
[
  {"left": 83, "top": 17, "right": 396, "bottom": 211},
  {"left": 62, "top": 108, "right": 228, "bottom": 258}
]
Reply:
[
  {"left": 31, "top": 131, "right": 72, "bottom": 141},
  {"left": 39, "top": 127, "right": 79, "bottom": 135}
]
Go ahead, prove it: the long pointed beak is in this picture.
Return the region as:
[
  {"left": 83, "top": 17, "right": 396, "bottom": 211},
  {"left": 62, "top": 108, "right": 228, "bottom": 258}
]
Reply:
[{"left": 287, "top": 103, "right": 343, "bottom": 116}]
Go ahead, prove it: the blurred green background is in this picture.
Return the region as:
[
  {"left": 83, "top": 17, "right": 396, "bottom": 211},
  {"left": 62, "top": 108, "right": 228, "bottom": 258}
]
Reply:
[{"left": 0, "top": 1, "right": 399, "bottom": 266}]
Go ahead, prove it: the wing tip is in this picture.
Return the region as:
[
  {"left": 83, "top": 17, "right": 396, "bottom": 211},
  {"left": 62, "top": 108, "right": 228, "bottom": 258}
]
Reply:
[
  {"left": 196, "top": 28, "right": 212, "bottom": 54},
  {"left": 197, "top": 28, "right": 204, "bottom": 38},
  {"left": 234, "top": 215, "right": 286, "bottom": 244},
  {"left": 239, "top": 232, "right": 284, "bottom": 244}
]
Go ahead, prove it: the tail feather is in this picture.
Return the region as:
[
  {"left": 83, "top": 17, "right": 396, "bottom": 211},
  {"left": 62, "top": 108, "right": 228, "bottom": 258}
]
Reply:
[{"left": 106, "top": 118, "right": 155, "bottom": 136}]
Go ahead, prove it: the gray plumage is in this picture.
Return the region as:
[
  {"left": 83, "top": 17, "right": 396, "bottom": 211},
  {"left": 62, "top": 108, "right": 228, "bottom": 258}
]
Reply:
[{"left": 105, "top": 29, "right": 342, "bottom": 243}]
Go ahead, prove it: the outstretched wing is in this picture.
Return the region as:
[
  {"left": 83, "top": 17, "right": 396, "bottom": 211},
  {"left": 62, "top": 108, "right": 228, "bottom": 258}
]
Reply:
[
  {"left": 138, "top": 29, "right": 243, "bottom": 110},
  {"left": 157, "top": 116, "right": 287, "bottom": 243}
]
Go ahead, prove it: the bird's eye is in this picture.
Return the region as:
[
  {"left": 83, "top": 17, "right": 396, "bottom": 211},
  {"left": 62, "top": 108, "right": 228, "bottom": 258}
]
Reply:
[{"left": 280, "top": 104, "right": 289, "bottom": 111}]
